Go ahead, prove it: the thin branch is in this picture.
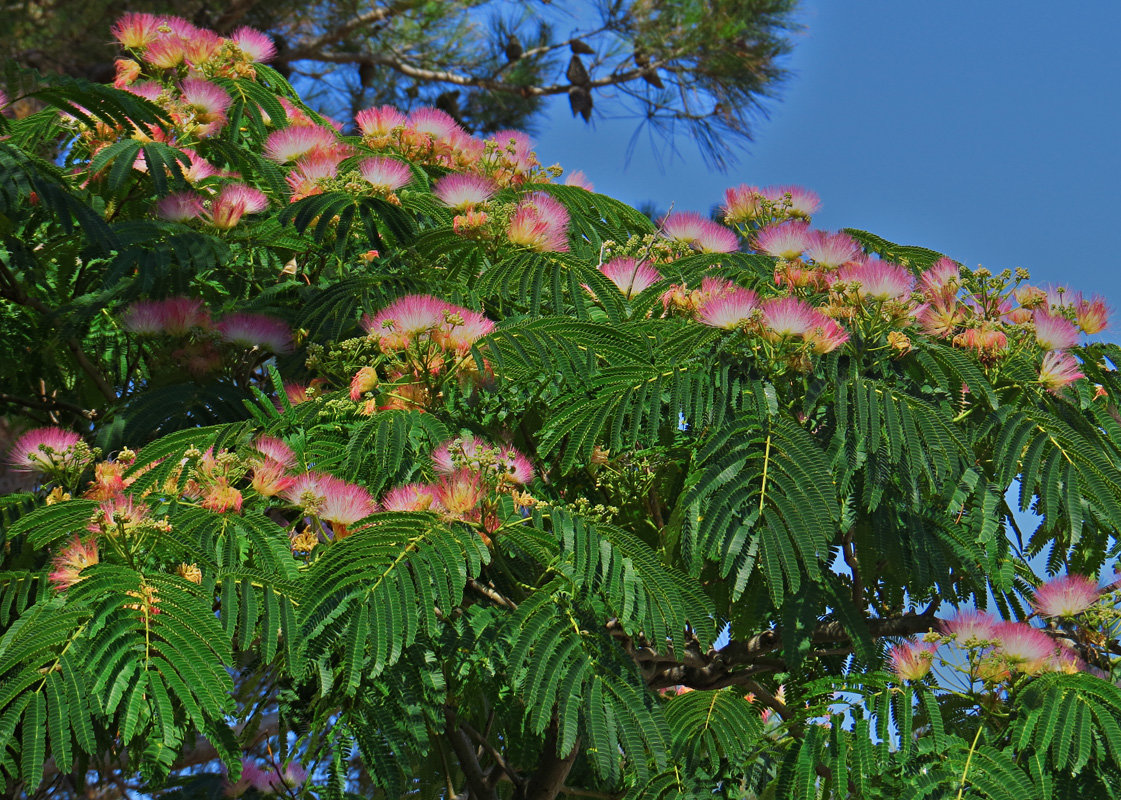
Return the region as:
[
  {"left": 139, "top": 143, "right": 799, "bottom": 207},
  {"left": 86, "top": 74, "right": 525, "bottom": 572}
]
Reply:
[
  {"left": 443, "top": 705, "right": 498, "bottom": 800},
  {"left": 286, "top": 0, "right": 415, "bottom": 57},
  {"left": 460, "top": 721, "right": 522, "bottom": 789}
]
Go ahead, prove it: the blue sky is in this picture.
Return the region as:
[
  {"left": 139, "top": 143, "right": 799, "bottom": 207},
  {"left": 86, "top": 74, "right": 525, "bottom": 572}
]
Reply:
[{"left": 533, "top": 1, "right": 1121, "bottom": 318}]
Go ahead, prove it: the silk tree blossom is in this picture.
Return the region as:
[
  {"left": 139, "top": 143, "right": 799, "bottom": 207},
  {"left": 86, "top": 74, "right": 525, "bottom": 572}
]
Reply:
[
  {"left": 434, "top": 468, "right": 486, "bottom": 519},
  {"left": 48, "top": 536, "right": 100, "bottom": 591},
  {"left": 1039, "top": 350, "right": 1084, "bottom": 392},
  {"left": 1076, "top": 295, "right": 1110, "bottom": 334},
  {"left": 286, "top": 153, "right": 340, "bottom": 200},
  {"left": 179, "top": 149, "right": 219, "bottom": 183},
  {"left": 804, "top": 230, "right": 862, "bottom": 269},
  {"left": 1031, "top": 574, "right": 1099, "bottom": 617},
  {"left": 122, "top": 296, "right": 212, "bottom": 336},
  {"left": 358, "top": 157, "right": 412, "bottom": 193},
  {"left": 939, "top": 610, "right": 999, "bottom": 647},
  {"left": 920, "top": 257, "right": 962, "bottom": 298},
  {"left": 355, "top": 105, "right": 406, "bottom": 138},
  {"left": 144, "top": 37, "right": 188, "bottom": 69},
  {"left": 183, "top": 30, "right": 223, "bottom": 67},
  {"left": 208, "top": 184, "right": 268, "bottom": 229},
  {"left": 1032, "top": 310, "right": 1080, "bottom": 351},
  {"left": 156, "top": 191, "right": 205, "bottom": 222},
  {"left": 230, "top": 26, "right": 276, "bottom": 62},
  {"left": 217, "top": 313, "right": 293, "bottom": 353},
  {"left": 564, "top": 170, "right": 594, "bottom": 191},
  {"left": 433, "top": 307, "right": 496, "bottom": 355},
  {"left": 917, "top": 298, "right": 964, "bottom": 338},
  {"left": 507, "top": 192, "right": 570, "bottom": 252},
  {"left": 761, "top": 296, "right": 849, "bottom": 354},
  {"left": 433, "top": 174, "right": 498, "bottom": 210},
  {"left": 721, "top": 184, "right": 764, "bottom": 224},
  {"left": 889, "top": 639, "right": 937, "bottom": 681},
  {"left": 114, "top": 58, "right": 141, "bottom": 87},
  {"left": 835, "top": 257, "right": 914, "bottom": 301},
  {"left": 112, "top": 12, "right": 160, "bottom": 50},
  {"left": 661, "top": 212, "right": 739, "bottom": 253},
  {"left": 760, "top": 185, "right": 821, "bottom": 219},
  {"left": 486, "top": 130, "right": 537, "bottom": 174},
  {"left": 754, "top": 220, "right": 814, "bottom": 260},
  {"left": 599, "top": 258, "right": 662, "bottom": 298},
  {"left": 264, "top": 125, "right": 340, "bottom": 163},
  {"left": 284, "top": 472, "right": 377, "bottom": 526},
  {"left": 991, "top": 621, "right": 1057, "bottom": 673},
  {"left": 381, "top": 483, "right": 443, "bottom": 512},
  {"left": 252, "top": 436, "right": 297, "bottom": 470},
  {"left": 362, "top": 294, "right": 449, "bottom": 351},
  {"left": 8, "top": 427, "right": 83, "bottom": 473},
  {"left": 406, "top": 107, "right": 464, "bottom": 143},
  {"left": 696, "top": 287, "right": 760, "bottom": 330},
  {"left": 432, "top": 437, "right": 534, "bottom": 485}
]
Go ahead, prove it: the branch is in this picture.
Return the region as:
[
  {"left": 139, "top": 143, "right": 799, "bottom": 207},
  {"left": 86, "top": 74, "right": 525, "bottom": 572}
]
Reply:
[
  {"left": 0, "top": 392, "right": 95, "bottom": 421},
  {"left": 460, "top": 721, "right": 522, "bottom": 789},
  {"left": 286, "top": 0, "right": 416, "bottom": 58},
  {"left": 443, "top": 705, "right": 498, "bottom": 800},
  {"left": 516, "top": 721, "right": 579, "bottom": 800}
]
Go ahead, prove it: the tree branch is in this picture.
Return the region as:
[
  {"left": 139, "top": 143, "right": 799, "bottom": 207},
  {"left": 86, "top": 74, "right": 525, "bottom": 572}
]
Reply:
[
  {"left": 516, "top": 721, "right": 579, "bottom": 800},
  {"left": 443, "top": 705, "right": 498, "bottom": 800}
]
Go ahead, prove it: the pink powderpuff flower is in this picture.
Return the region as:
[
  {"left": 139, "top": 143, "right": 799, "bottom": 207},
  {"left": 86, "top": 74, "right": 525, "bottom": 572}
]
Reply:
[
  {"left": 264, "top": 125, "right": 340, "bottom": 163},
  {"left": 917, "top": 297, "right": 964, "bottom": 338},
  {"left": 284, "top": 472, "right": 376, "bottom": 525},
  {"left": 498, "top": 445, "right": 535, "bottom": 485},
  {"left": 158, "top": 15, "right": 202, "bottom": 41},
  {"left": 1042, "top": 284, "right": 1081, "bottom": 312},
  {"left": 992, "top": 621, "right": 1057, "bottom": 673},
  {"left": 49, "top": 536, "right": 99, "bottom": 591},
  {"left": 434, "top": 468, "right": 486, "bottom": 518},
  {"left": 1038, "top": 350, "right": 1083, "bottom": 392},
  {"left": 286, "top": 153, "right": 340, "bottom": 200},
  {"left": 124, "top": 82, "right": 163, "bottom": 103},
  {"left": 721, "top": 184, "right": 764, "bottom": 224},
  {"left": 156, "top": 191, "right": 205, "bottom": 222},
  {"left": 760, "top": 185, "right": 821, "bottom": 219},
  {"left": 179, "top": 78, "right": 231, "bottom": 132},
  {"left": 434, "top": 307, "right": 496, "bottom": 355},
  {"left": 1076, "top": 295, "right": 1110, "bottom": 334},
  {"left": 114, "top": 58, "right": 141, "bottom": 88},
  {"left": 564, "top": 170, "right": 594, "bottom": 191},
  {"left": 358, "top": 157, "right": 412, "bottom": 193},
  {"left": 93, "top": 494, "right": 149, "bottom": 531},
  {"left": 122, "top": 297, "right": 212, "bottom": 336},
  {"left": 230, "top": 27, "right": 277, "bottom": 62},
  {"left": 433, "top": 173, "right": 498, "bottom": 210},
  {"left": 217, "top": 313, "right": 293, "bottom": 353},
  {"left": 251, "top": 460, "right": 296, "bottom": 497},
  {"left": 431, "top": 436, "right": 486, "bottom": 473},
  {"left": 143, "top": 37, "right": 187, "bottom": 69},
  {"left": 919, "top": 256, "right": 961, "bottom": 297},
  {"left": 661, "top": 212, "right": 739, "bottom": 253},
  {"left": 381, "top": 482, "right": 442, "bottom": 512},
  {"left": 888, "top": 639, "right": 937, "bottom": 681},
  {"left": 349, "top": 366, "right": 379, "bottom": 401},
  {"left": 284, "top": 383, "right": 309, "bottom": 405},
  {"left": 1032, "top": 310, "right": 1080, "bottom": 351},
  {"left": 939, "top": 610, "right": 999, "bottom": 647},
  {"left": 753, "top": 220, "right": 814, "bottom": 260},
  {"left": 179, "top": 149, "right": 219, "bottom": 183},
  {"left": 183, "top": 29, "right": 223, "bottom": 67},
  {"left": 253, "top": 436, "right": 297, "bottom": 470},
  {"left": 112, "top": 12, "right": 161, "bottom": 50},
  {"left": 8, "top": 427, "right": 83, "bottom": 473},
  {"left": 761, "top": 296, "right": 823, "bottom": 339},
  {"left": 361, "top": 294, "right": 449, "bottom": 351},
  {"left": 803, "top": 315, "right": 850, "bottom": 354},
  {"left": 507, "top": 192, "right": 570, "bottom": 252},
  {"left": 1031, "top": 574, "right": 1099, "bottom": 618},
  {"left": 208, "top": 184, "right": 268, "bottom": 229},
  {"left": 201, "top": 479, "right": 243, "bottom": 514},
  {"left": 804, "top": 230, "right": 862, "bottom": 269},
  {"left": 696, "top": 287, "right": 760, "bottom": 330},
  {"left": 355, "top": 104, "right": 407, "bottom": 138},
  {"left": 599, "top": 258, "right": 662, "bottom": 298},
  {"left": 835, "top": 257, "right": 915, "bottom": 301},
  {"left": 485, "top": 129, "right": 538, "bottom": 175}
]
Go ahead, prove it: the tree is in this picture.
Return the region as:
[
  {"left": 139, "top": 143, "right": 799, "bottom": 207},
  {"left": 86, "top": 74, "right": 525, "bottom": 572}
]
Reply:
[
  {"left": 3, "top": 14, "right": 1121, "bottom": 800},
  {"left": 0, "top": 0, "right": 800, "bottom": 167}
]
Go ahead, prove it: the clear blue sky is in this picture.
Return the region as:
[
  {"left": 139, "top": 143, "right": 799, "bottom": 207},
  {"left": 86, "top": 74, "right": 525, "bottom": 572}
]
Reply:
[{"left": 533, "top": 1, "right": 1121, "bottom": 316}]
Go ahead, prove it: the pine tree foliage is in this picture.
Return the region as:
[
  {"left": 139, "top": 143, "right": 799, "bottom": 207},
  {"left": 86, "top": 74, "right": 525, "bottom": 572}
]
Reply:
[{"left": 2, "top": 21, "right": 1121, "bottom": 799}]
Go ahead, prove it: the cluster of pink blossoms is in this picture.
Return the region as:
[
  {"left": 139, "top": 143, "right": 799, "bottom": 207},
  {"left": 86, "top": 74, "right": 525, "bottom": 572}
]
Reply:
[
  {"left": 891, "top": 574, "right": 1109, "bottom": 682},
  {"left": 121, "top": 297, "right": 292, "bottom": 377}
]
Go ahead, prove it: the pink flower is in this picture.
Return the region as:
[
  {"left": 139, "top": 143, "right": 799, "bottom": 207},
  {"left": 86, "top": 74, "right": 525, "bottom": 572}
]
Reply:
[
  {"left": 156, "top": 191, "right": 205, "bottom": 222},
  {"left": 49, "top": 536, "right": 99, "bottom": 591},
  {"left": 432, "top": 437, "right": 533, "bottom": 485},
  {"left": 1031, "top": 574, "right": 1099, "bottom": 618},
  {"left": 485, "top": 130, "right": 537, "bottom": 175},
  {"left": 599, "top": 258, "right": 662, "bottom": 298},
  {"left": 917, "top": 298, "right": 964, "bottom": 338},
  {"left": 761, "top": 296, "right": 820, "bottom": 338},
  {"left": 253, "top": 436, "right": 297, "bottom": 469},
  {"left": 1038, "top": 351, "right": 1083, "bottom": 392},
  {"left": 407, "top": 107, "right": 464, "bottom": 143},
  {"left": 760, "top": 185, "right": 821, "bottom": 219},
  {"left": 804, "top": 231, "right": 862, "bottom": 269},
  {"left": 122, "top": 297, "right": 212, "bottom": 336},
  {"left": 696, "top": 287, "right": 759, "bottom": 330},
  {"left": 1042, "top": 284, "right": 1081, "bottom": 312},
  {"left": 361, "top": 294, "right": 449, "bottom": 351},
  {"left": 358, "top": 157, "right": 412, "bottom": 193},
  {"left": 661, "top": 212, "right": 739, "bottom": 253},
  {"left": 721, "top": 184, "right": 764, "bottom": 224},
  {"left": 183, "top": 30, "right": 223, "bottom": 68},
  {"left": 202, "top": 479, "right": 243, "bottom": 513},
  {"left": 753, "top": 220, "right": 814, "bottom": 260},
  {"left": 208, "top": 184, "right": 268, "bottom": 229},
  {"left": 1032, "top": 310, "right": 1080, "bottom": 351},
  {"left": 835, "top": 257, "right": 915, "bottom": 301},
  {"left": 284, "top": 472, "right": 376, "bottom": 525},
  {"left": 264, "top": 125, "right": 340, "bottom": 163},
  {"left": 888, "top": 639, "right": 937, "bottom": 681},
  {"left": 112, "top": 12, "right": 160, "bottom": 50},
  {"left": 355, "top": 105, "right": 407, "bottom": 138},
  {"left": 114, "top": 58, "right": 141, "bottom": 88},
  {"left": 939, "top": 610, "right": 999, "bottom": 646},
  {"left": 432, "top": 306, "right": 496, "bottom": 355},
  {"left": 8, "top": 427, "right": 83, "bottom": 473},
  {"left": 919, "top": 257, "right": 961, "bottom": 297},
  {"left": 143, "top": 38, "right": 187, "bottom": 70},
  {"left": 992, "top": 621, "right": 1057, "bottom": 673},
  {"left": 179, "top": 149, "right": 219, "bottom": 183},
  {"left": 1076, "top": 295, "right": 1110, "bottom": 334},
  {"left": 217, "top": 313, "right": 293, "bottom": 353},
  {"left": 507, "top": 192, "right": 570, "bottom": 252},
  {"left": 803, "top": 316, "right": 850, "bottom": 354},
  {"left": 381, "top": 483, "right": 442, "bottom": 512},
  {"left": 433, "top": 174, "right": 498, "bottom": 210},
  {"left": 230, "top": 27, "right": 276, "bottom": 63},
  {"left": 434, "top": 468, "right": 486, "bottom": 518},
  {"left": 564, "top": 170, "right": 594, "bottom": 191},
  {"left": 286, "top": 153, "right": 340, "bottom": 199},
  {"left": 251, "top": 460, "right": 296, "bottom": 497}
]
